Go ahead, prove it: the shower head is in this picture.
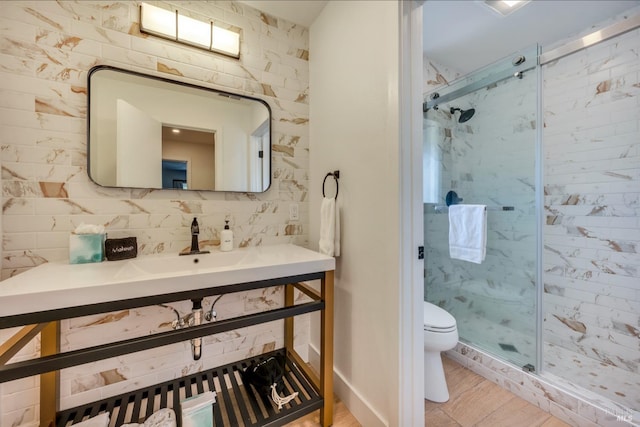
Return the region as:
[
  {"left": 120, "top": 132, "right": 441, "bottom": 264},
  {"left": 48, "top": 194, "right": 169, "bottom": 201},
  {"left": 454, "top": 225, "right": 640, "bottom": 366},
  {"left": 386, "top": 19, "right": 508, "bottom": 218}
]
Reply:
[{"left": 450, "top": 107, "right": 475, "bottom": 123}]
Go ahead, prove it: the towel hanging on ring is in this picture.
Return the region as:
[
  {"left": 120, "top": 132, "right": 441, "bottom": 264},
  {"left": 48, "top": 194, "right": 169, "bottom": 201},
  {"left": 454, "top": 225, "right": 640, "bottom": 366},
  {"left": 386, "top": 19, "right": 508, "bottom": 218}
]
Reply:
[
  {"left": 322, "top": 171, "right": 339, "bottom": 200},
  {"left": 319, "top": 171, "right": 340, "bottom": 257}
]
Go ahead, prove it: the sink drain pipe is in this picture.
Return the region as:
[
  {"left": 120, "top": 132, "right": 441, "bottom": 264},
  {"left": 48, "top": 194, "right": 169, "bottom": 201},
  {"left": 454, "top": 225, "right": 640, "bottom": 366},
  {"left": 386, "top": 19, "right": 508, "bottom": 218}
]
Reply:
[{"left": 191, "top": 298, "right": 203, "bottom": 360}]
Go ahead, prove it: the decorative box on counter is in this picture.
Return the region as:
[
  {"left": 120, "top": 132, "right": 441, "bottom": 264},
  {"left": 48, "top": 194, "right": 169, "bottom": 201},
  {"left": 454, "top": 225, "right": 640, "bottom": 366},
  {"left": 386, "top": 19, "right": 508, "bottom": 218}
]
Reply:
[
  {"left": 105, "top": 237, "right": 138, "bottom": 261},
  {"left": 69, "top": 223, "right": 106, "bottom": 264}
]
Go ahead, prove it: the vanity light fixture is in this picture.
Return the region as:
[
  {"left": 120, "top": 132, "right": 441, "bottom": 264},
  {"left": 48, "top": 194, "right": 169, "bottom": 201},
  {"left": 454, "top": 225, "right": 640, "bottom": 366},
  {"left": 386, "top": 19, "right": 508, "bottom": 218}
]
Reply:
[
  {"left": 140, "top": 2, "right": 240, "bottom": 59},
  {"left": 177, "top": 14, "right": 211, "bottom": 50},
  {"left": 212, "top": 25, "right": 241, "bottom": 58},
  {"left": 483, "top": 0, "right": 531, "bottom": 16},
  {"left": 139, "top": 3, "right": 175, "bottom": 38}
]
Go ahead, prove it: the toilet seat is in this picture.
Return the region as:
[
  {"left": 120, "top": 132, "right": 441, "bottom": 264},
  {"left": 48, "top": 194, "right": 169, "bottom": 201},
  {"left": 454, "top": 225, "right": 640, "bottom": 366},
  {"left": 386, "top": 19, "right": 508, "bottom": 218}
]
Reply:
[{"left": 424, "top": 302, "right": 457, "bottom": 333}]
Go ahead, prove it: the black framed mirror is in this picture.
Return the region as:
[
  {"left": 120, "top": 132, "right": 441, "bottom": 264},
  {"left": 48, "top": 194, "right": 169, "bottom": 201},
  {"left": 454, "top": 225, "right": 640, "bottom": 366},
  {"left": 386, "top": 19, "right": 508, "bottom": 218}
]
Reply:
[{"left": 88, "top": 66, "right": 271, "bottom": 192}]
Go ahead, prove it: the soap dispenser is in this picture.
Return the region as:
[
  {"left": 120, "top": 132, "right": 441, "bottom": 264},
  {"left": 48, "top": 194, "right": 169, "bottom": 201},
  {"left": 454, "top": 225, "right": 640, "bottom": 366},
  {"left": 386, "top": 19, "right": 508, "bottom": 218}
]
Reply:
[{"left": 220, "top": 220, "right": 233, "bottom": 252}]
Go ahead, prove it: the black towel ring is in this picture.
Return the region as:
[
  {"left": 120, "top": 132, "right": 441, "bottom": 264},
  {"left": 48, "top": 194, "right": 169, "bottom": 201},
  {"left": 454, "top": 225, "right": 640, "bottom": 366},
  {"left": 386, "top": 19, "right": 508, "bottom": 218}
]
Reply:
[{"left": 322, "top": 170, "right": 340, "bottom": 199}]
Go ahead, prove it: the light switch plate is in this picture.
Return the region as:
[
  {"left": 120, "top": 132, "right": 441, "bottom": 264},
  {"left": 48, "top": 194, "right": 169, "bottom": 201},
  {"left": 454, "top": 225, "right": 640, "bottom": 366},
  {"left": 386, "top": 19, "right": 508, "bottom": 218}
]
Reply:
[{"left": 289, "top": 203, "right": 299, "bottom": 221}]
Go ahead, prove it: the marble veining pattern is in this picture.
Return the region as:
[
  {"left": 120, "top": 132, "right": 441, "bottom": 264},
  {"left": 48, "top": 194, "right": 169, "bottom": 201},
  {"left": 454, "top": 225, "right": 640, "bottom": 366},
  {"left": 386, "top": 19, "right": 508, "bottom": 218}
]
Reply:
[
  {"left": 0, "top": 1, "right": 311, "bottom": 424},
  {"left": 543, "top": 26, "right": 640, "bottom": 412},
  {"left": 423, "top": 55, "right": 461, "bottom": 93}
]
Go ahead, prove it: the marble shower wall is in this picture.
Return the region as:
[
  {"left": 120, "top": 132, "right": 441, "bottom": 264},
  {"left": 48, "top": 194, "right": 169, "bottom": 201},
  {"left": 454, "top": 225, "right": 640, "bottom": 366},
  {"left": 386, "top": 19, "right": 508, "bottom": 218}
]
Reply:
[
  {"left": 542, "top": 26, "right": 640, "bottom": 411},
  {"left": 423, "top": 54, "right": 461, "bottom": 94},
  {"left": 0, "top": 1, "right": 310, "bottom": 424}
]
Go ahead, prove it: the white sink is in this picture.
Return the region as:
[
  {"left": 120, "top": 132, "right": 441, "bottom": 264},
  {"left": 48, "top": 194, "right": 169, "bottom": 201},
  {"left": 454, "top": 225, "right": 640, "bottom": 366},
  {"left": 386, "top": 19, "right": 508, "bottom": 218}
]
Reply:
[
  {"left": 0, "top": 244, "right": 335, "bottom": 318},
  {"left": 126, "top": 251, "right": 250, "bottom": 276}
]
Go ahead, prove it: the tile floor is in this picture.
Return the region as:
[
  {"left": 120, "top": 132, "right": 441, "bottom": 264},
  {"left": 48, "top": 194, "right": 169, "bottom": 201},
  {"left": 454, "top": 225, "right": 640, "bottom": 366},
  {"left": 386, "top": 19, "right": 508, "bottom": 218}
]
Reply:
[
  {"left": 286, "top": 355, "right": 571, "bottom": 426},
  {"left": 423, "top": 356, "right": 570, "bottom": 426}
]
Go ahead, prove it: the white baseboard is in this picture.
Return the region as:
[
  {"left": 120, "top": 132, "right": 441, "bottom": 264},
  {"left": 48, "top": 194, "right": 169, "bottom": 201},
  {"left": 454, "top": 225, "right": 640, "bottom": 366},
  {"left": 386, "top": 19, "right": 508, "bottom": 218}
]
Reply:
[{"left": 308, "top": 343, "right": 388, "bottom": 427}]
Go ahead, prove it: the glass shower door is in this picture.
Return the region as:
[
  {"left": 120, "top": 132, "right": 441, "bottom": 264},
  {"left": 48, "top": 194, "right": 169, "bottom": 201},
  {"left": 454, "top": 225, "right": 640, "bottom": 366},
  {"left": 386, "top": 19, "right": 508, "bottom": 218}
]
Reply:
[{"left": 423, "top": 47, "right": 539, "bottom": 369}]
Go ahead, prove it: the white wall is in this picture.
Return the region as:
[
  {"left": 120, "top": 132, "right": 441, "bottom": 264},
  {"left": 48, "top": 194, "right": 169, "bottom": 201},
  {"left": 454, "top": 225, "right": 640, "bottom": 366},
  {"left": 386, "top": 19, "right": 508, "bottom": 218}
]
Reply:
[{"left": 309, "top": 2, "right": 402, "bottom": 425}]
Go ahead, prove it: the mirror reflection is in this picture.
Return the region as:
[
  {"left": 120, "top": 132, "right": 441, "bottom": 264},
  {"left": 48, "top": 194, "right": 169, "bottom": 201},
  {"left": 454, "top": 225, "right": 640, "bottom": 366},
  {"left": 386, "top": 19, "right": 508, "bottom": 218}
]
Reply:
[{"left": 88, "top": 66, "right": 271, "bottom": 192}]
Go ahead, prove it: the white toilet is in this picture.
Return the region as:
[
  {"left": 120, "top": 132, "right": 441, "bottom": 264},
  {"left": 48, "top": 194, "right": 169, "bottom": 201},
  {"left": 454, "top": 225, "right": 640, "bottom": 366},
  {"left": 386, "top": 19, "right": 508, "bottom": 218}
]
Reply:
[{"left": 424, "top": 301, "right": 458, "bottom": 403}]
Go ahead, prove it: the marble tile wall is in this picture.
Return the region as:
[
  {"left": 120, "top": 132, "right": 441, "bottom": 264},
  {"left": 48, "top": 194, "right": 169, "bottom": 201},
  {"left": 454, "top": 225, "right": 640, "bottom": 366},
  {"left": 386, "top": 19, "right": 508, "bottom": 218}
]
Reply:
[
  {"left": 542, "top": 26, "right": 640, "bottom": 412},
  {"left": 423, "top": 54, "right": 461, "bottom": 94},
  {"left": 0, "top": 1, "right": 311, "bottom": 425}
]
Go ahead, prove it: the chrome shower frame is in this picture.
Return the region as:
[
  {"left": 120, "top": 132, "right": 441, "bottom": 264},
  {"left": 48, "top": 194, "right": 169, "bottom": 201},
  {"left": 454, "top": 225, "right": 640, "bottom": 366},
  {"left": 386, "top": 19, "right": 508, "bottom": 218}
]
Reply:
[{"left": 423, "top": 44, "right": 539, "bottom": 112}]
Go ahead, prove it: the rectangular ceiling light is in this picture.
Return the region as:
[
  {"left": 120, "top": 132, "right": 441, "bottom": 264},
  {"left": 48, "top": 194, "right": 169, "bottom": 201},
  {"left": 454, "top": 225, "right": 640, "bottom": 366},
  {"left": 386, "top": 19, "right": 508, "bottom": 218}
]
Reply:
[
  {"left": 484, "top": 0, "right": 531, "bottom": 16},
  {"left": 140, "top": 3, "right": 176, "bottom": 39},
  {"left": 177, "top": 14, "right": 211, "bottom": 49},
  {"left": 140, "top": 3, "right": 240, "bottom": 59}
]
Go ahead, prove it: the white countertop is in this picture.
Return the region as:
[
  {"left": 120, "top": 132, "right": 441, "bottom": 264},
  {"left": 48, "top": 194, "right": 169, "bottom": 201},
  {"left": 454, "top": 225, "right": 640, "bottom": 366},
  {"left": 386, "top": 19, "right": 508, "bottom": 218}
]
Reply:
[{"left": 0, "top": 244, "right": 335, "bottom": 318}]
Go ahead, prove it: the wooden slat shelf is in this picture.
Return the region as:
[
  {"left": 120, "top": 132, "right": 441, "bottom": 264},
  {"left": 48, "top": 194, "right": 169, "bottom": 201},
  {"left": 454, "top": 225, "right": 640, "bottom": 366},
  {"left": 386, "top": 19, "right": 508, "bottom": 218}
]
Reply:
[{"left": 56, "top": 349, "right": 322, "bottom": 427}]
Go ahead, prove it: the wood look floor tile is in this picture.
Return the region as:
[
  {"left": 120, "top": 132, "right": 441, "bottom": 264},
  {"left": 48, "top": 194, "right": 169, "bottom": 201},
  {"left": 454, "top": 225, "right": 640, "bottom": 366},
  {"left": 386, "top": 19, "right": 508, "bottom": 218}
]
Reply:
[
  {"left": 475, "top": 395, "right": 556, "bottom": 427},
  {"left": 283, "top": 400, "right": 361, "bottom": 427},
  {"left": 443, "top": 378, "right": 517, "bottom": 426},
  {"left": 425, "top": 406, "right": 462, "bottom": 426},
  {"left": 285, "top": 357, "right": 570, "bottom": 426},
  {"left": 540, "top": 416, "right": 572, "bottom": 427},
  {"left": 441, "top": 357, "right": 485, "bottom": 398}
]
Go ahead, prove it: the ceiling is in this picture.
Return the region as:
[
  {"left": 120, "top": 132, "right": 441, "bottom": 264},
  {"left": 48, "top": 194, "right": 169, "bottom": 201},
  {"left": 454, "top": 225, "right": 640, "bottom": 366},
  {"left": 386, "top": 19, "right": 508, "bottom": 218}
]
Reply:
[
  {"left": 423, "top": 0, "right": 640, "bottom": 74},
  {"left": 239, "top": 0, "right": 640, "bottom": 74}
]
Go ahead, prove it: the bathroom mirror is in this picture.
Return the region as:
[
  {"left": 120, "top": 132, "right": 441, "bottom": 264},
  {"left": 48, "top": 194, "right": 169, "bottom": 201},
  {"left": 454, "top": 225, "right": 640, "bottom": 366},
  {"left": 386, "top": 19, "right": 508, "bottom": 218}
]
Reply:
[{"left": 88, "top": 66, "right": 271, "bottom": 192}]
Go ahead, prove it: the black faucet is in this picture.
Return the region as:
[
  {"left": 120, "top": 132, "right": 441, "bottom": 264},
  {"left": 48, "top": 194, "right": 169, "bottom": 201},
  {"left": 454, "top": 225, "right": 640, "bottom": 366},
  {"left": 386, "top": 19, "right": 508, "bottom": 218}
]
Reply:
[
  {"left": 181, "top": 217, "right": 210, "bottom": 255},
  {"left": 190, "top": 217, "right": 200, "bottom": 252}
]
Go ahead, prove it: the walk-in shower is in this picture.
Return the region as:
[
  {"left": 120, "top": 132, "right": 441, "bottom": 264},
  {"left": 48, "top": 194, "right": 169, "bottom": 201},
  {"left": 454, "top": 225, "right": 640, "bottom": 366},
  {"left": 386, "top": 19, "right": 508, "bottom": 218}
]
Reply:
[
  {"left": 423, "top": 44, "right": 539, "bottom": 370},
  {"left": 423, "top": 13, "right": 640, "bottom": 420}
]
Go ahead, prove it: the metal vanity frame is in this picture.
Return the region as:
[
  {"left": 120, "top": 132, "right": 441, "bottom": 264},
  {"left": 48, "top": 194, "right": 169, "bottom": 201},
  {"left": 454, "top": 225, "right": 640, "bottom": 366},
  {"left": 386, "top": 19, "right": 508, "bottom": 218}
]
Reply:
[{"left": 0, "top": 269, "right": 334, "bottom": 427}]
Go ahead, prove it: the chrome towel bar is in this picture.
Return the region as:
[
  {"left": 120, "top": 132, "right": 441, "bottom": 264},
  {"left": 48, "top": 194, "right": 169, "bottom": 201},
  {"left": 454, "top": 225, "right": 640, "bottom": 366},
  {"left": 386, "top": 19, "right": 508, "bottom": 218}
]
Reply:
[{"left": 433, "top": 205, "right": 514, "bottom": 213}]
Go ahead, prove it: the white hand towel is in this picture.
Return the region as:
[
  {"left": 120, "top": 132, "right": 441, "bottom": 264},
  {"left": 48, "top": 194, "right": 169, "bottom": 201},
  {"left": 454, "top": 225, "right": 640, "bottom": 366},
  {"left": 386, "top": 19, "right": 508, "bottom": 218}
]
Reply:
[
  {"left": 448, "top": 204, "right": 487, "bottom": 264},
  {"left": 319, "top": 197, "right": 340, "bottom": 256},
  {"left": 334, "top": 199, "right": 340, "bottom": 257}
]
